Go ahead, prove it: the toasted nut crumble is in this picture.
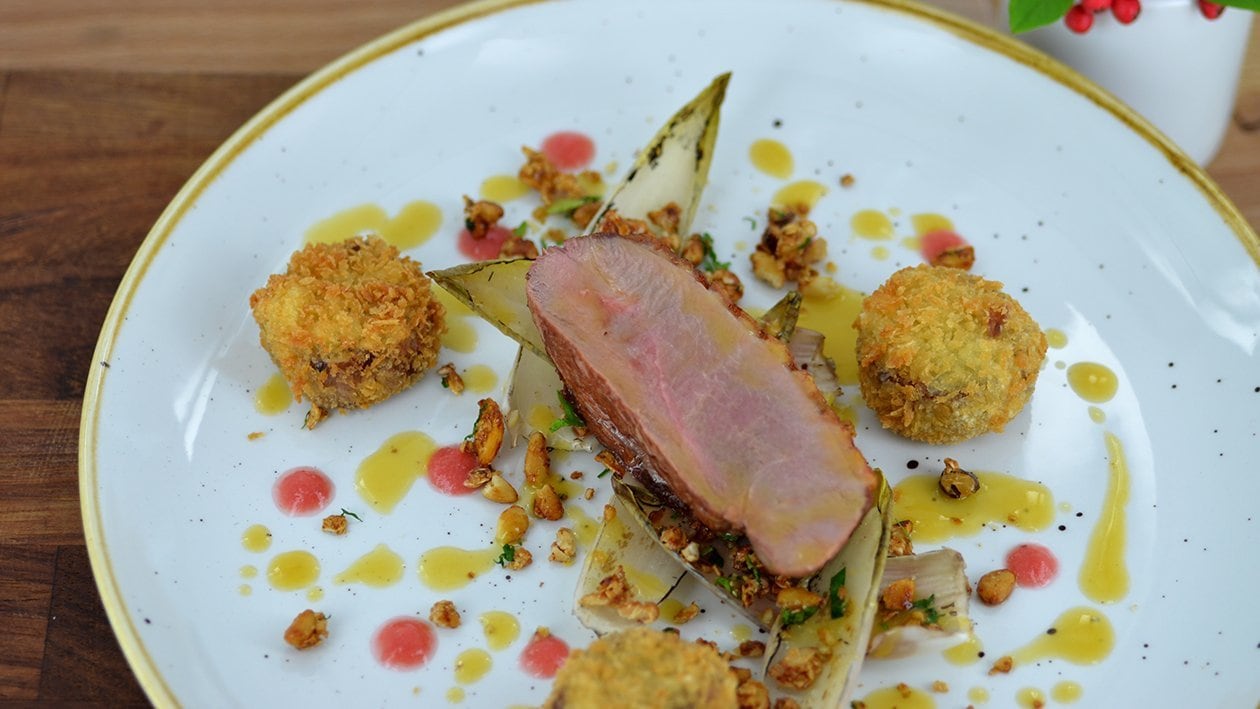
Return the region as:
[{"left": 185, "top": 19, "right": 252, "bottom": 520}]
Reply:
[
  {"left": 463, "top": 398, "right": 505, "bottom": 465},
  {"left": 989, "top": 655, "right": 1014, "bottom": 675},
  {"left": 531, "top": 483, "right": 564, "bottom": 520},
  {"left": 569, "top": 470, "right": 584, "bottom": 480},
  {"left": 437, "top": 363, "right": 465, "bottom": 394},
  {"left": 496, "top": 505, "right": 530, "bottom": 545},
  {"left": 705, "top": 268, "right": 744, "bottom": 303},
  {"left": 481, "top": 471, "right": 519, "bottom": 504},
  {"left": 659, "top": 526, "right": 688, "bottom": 552},
  {"left": 499, "top": 234, "right": 539, "bottom": 259},
  {"left": 939, "top": 458, "right": 980, "bottom": 499},
  {"left": 881, "top": 578, "right": 916, "bottom": 611},
  {"left": 888, "top": 520, "right": 914, "bottom": 557},
  {"left": 549, "top": 527, "right": 577, "bottom": 564},
  {"left": 776, "top": 587, "right": 824, "bottom": 612},
  {"left": 840, "top": 173, "right": 855, "bottom": 188},
  {"left": 932, "top": 244, "right": 976, "bottom": 270},
  {"left": 772, "top": 699, "right": 800, "bottom": 709},
  {"left": 283, "top": 609, "right": 328, "bottom": 649},
  {"left": 321, "top": 514, "right": 348, "bottom": 536},
  {"left": 583, "top": 487, "right": 595, "bottom": 500},
  {"left": 932, "top": 680, "right": 950, "bottom": 693},
  {"left": 680, "top": 542, "right": 701, "bottom": 563},
  {"left": 767, "top": 646, "right": 829, "bottom": 690},
  {"left": 672, "top": 602, "right": 702, "bottom": 625},
  {"left": 977, "top": 569, "right": 1017, "bottom": 606},
  {"left": 896, "top": 683, "right": 913, "bottom": 698},
  {"left": 505, "top": 546, "right": 533, "bottom": 570},
  {"left": 462, "top": 195, "right": 504, "bottom": 239},
  {"left": 750, "top": 207, "right": 827, "bottom": 289},
  {"left": 738, "top": 640, "right": 766, "bottom": 658},
  {"left": 463, "top": 466, "right": 492, "bottom": 489},
  {"left": 524, "top": 431, "right": 550, "bottom": 487},
  {"left": 579, "top": 566, "right": 631, "bottom": 608},
  {"left": 429, "top": 600, "right": 461, "bottom": 629},
  {"left": 593, "top": 449, "right": 623, "bottom": 477},
  {"left": 602, "top": 504, "right": 616, "bottom": 523},
  {"left": 616, "top": 600, "right": 660, "bottom": 623}
]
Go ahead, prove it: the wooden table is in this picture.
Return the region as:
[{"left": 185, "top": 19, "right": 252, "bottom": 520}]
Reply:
[{"left": 1, "top": 1, "right": 1257, "bottom": 703}]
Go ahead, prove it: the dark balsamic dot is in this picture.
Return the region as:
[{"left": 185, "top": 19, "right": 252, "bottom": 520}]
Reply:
[
  {"left": 907, "top": 460, "right": 919, "bottom": 469},
  {"left": 1075, "top": 512, "right": 1083, "bottom": 517},
  {"left": 1046, "top": 628, "right": 1058, "bottom": 635},
  {"left": 1168, "top": 362, "right": 1175, "bottom": 367},
  {"left": 978, "top": 651, "right": 986, "bottom": 658},
  {"left": 144, "top": 618, "right": 152, "bottom": 624},
  {"left": 1058, "top": 525, "right": 1067, "bottom": 531},
  {"left": 772, "top": 119, "right": 783, "bottom": 128}
]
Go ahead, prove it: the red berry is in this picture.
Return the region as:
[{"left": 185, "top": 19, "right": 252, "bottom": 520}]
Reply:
[
  {"left": 1065, "top": 4, "right": 1094, "bottom": 32},
  {"left": 1081, "top": 0, "right": 1112, "bottom": 12},
  {"left": 1111, "top": 0, "right": 1141, "bottom": 23},
  {"left": 1199, "top": 0, "right": 1224, "bottom": 18}
]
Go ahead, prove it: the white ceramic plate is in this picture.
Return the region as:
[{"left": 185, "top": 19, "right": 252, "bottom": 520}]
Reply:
[{"left": 82, "top": 0, "right": 1260, "bottom": 706}]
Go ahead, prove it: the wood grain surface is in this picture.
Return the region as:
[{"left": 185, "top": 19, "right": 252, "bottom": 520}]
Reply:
[{"left": 1, "top": 0, "right": 1257, "bottom": 704}]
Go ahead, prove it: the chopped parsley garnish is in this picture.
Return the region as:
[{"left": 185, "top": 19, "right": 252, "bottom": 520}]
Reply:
[
  {"left": 797, "top": 236, "right": 813, "bottom": 252},
  {"left": 597, "top": 467, "right": 612, "bottom": 478},
  {"left": 743, "top": 216, "right": 757, "bottom": 230},
  {"left": 911, "top": 594, "right": 941, "bottom": 625},
  {"left": 779, "top": 605, "right": 819, "bottom": 627},
  {"left": 513, "top": 221, "right": 528, "bottom": 237},
  {"left": 719, "top": 532, "right": 741, "bottom": 544},
  {"left": 464, "top": 218, "right": 476, "bottom": 232},
  {"left": 548, "top": 391, "right": 586, "bottom": 432},
  {"left": 494, "top": 544, "right": 516, "bottom": 567},
  {"left": 545, "top": 195, "right": 601, "bottom": 216},
  {"left": 698, "top": 232, "right": 730, "bottom": 272},
  {"left": 828, "top": 567, "right": 847, "bottom": 619},
  {"left": 340, "top": 508, "right": 363, "bottom": 522},
  {"left": 714, "top": 576, "right": 736, "bottom": 595}
]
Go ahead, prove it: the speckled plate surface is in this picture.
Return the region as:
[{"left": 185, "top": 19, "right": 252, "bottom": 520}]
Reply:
[{"left": 80, "top": 0, "right": 1260, "bottom": 706}]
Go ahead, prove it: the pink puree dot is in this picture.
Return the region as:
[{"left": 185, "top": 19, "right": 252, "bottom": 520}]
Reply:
[
  {"left": 372, "top": 617, "right": 436, "bottom": 670},
  {"left": 520, "top": 632, "right": 569, "bottom": 679},
  {"left": 272, "top": 467, "right": 334, "bottom": 516},
  {"left": 458, "top": 224, "right": 511, "bottom": 261},
  {"left": 427, "top": 445, "right": 479, "bottom": 496},
  {"left": 1006, "top": 543, "right": 1059, "bottom": 588},
  {"left": 541, "top": 131, "right": 595, "bottom": 171},
  {"left": 919, "top": 229, "right": 968, "bottom": 264}
]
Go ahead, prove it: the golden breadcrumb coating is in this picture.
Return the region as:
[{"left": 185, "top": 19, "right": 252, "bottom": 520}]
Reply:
[
  {"left": 544, "top": 628, "right": 737, "bottom": 709},
  {"left": 855, "top": 264, "right": 1046, "bottom": 444},
  {"left": 249, "top": 235, "right": 445, "bottom": 428}
]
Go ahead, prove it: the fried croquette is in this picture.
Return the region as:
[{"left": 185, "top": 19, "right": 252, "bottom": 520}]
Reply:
[
  {"left": 543, "top": 628, "right": 737, "bottom": 709},
  {"left": 249, "top": 235, "right": 444, "bottom": 428},
  {"left": 855, "top": 265, "right": 1046, "bottom": 444}
]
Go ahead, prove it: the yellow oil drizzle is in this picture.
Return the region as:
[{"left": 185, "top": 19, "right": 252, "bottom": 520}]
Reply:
[
  {"left": 831, "top": 400, "right": 858, "bottom": 427},
  {"left": 527, "top": 403, "right": 558, "bottom": 433},
  {"left": 735, "top": 239, "right": 749, "bottom": 251},
  {"left": 480, "top": 174, "right": 530, "bottom": 202},
  {"left": 418, "top": 546, "right": 499, "bottom": 591},
  {"left": 892, "top": 471, "right": 1054, "bottom": 542},
  {"left": 871, "top": 245, "right": 890, "bottom": 261},
  {"left": 442, "top": 319, "right": 478, "bottom": 353},
  {"left": 1010, "top": 606, "right": 1115, "bottom": 666},
  {"left": 433, "top": 287, "right": 474, "bottom": 319},
  {"left": 304, "top": 201, "right": 442, "bottom": 249},
  {"left": 239, "top": 565, "right": 257, "bottom": 579},
  {"left": 1015, "top": 688, "right": 1046, "bottom": 708},
  {"left": 911, "top": 212, "right": 953, "bottom": 235},
  {"left": 623, "top": 564, "right": 669, "bottom": 601},
  {"left": 306, "top": 586, "right": 324, "bottom": 602},
  {"left": 334, "top": 544, "right": 405, "bottom": 587},
  {"left": 943, "top": 633, "right": 984, "bottom": 666},
  {"left": 446, "top": 687, "right": 465, "bottom": 703},
  {"left": 968, "top": 687, "right": 990, "bottom": 704},
  {"left": 1079, "top": 433, "right": 1130, "bottom": 603},
  {"left": 454, "top": 648, "right": 492, "bottom": 684},
  {"left": 1053, "top": 681, "right": 1083, "bottom": 703},
  {"left": 799, "top": 282, "right": 865, "bottom": 385},
  {"left": 858, "top": 685, "right": 936, "bottom": 709},
  {"left": 1088, "top": 406, "right": 1106, "bottom": 423},
  {"left": 266, "top": 550, "right": 320, "bottom": 590},
  {"left": 254, "top": 373, "right": 292, "bottom": 415},
  {"left": 305, "top": 204, "right": 388, "bottom": 245},
  {"left": 1067, "top": 362, "right": 1119, "bottom": 403},
  {"left": 1045, "top": 328, "right": 1068, "bottom": 349},
  {"left": 463, "top": 364, "right": 499, "bottom": 393},
  {"left": 242, "top": 524, "right": 272, "bottom": 552},
  {"left": 851, "top": 209, "right": 894, "bottom": 239},
  {"left": 378, "top": 200, "right": 442, "bottom": 250},
  {"left": 659, "top": 598, "right": 687, "bottom": 623},
  {"left": 900, "top": 235, "right": 921, "bottom": 251},
  {"left": 749, "top": 138, "right": 793, "bottom": 179},
  {"left": 730, "top": 624, "right": 753, "bottom": 643},
  {"left": 238, "top": 584, "right": 252, "bottom": 596},
  {"left": 479, "top": 610, "right": 521, "bottom": 651},
  {"left": 565, "top": 504, "right": 600, "bottom": 549},
  {"left": 773, "top": 180, "right": 827, "bottom": 211},
  {"left": 355, "top": 431, "right": 436, "bottom": 514}
]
